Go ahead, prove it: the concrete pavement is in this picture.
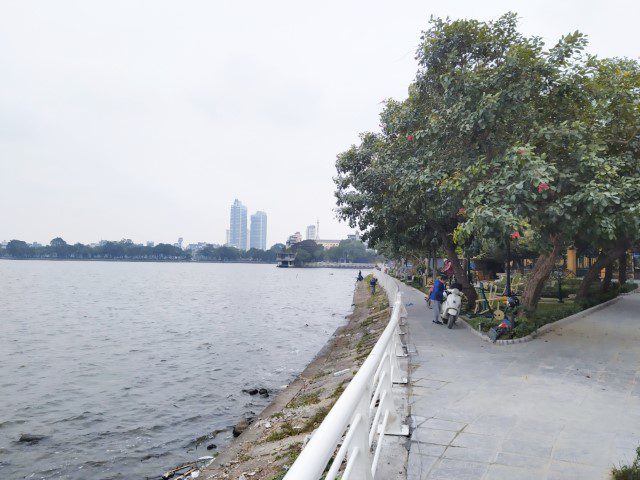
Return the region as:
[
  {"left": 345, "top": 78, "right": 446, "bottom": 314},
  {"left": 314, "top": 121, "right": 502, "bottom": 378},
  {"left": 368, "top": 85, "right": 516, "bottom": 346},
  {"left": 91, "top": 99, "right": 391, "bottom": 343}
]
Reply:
[{"left": 396, "top": 278, "right": 640, "bottom": 480}]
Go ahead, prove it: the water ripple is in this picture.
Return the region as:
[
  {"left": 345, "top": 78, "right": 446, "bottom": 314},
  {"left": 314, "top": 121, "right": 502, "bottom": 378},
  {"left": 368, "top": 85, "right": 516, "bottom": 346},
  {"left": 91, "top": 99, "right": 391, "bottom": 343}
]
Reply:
[{"left": 0, "top": 261, "right": 356, "bottom": 479}]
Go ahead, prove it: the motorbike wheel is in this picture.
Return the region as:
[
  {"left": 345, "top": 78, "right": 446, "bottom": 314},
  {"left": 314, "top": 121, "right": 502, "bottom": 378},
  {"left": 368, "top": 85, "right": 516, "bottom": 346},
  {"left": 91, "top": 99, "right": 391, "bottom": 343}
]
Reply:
[{"left": 447, "top": 315, "right": 457, "bottom": 329}]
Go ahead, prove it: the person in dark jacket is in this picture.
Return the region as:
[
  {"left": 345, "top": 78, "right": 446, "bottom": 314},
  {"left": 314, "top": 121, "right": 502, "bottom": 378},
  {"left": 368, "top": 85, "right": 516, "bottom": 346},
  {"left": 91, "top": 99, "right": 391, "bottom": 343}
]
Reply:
[
  {"left": 369, "top": 276, "right": 378, "bottom": 294},
  {"left": 430, "top": 276, "right": 446, "bottom": 324}
]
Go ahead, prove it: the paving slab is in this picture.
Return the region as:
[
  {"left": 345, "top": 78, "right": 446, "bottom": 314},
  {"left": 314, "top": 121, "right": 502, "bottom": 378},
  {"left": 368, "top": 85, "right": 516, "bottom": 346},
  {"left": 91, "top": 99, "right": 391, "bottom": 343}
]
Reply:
[{"left": 380, "top": 274, "right": 640, "bottom": 480}]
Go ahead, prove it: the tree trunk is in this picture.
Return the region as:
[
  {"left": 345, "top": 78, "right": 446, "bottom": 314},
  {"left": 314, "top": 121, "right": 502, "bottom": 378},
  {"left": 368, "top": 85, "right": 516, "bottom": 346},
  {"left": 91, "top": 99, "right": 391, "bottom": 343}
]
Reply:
[
  {"left": 521, "top": 235, "right": 563, "bottom": 311},
  {"left": 601, "top": 263, "right": 613, "bottom": 292},
  {"left": 619, "top": 252, "right": 628, "bottom": 285},
  {"left": 575, "top": 243, "right": 628, "bottom": 302},
  {"left": 440, "top": 232, "right": 477, "bottom": 305}
]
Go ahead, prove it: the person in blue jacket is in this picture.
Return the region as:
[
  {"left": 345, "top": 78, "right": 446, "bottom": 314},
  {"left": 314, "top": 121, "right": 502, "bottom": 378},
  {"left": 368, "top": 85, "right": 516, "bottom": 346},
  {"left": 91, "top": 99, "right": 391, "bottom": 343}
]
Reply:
[{"left": 430, "top": 276, "right": 446, "bottom": 324}]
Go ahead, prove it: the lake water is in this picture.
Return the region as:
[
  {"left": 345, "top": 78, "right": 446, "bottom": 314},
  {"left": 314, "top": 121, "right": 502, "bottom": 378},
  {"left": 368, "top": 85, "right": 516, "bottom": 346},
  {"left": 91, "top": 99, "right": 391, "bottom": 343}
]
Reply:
[{"left": 0, "top": 260, "right": 358, "bottom": 479}]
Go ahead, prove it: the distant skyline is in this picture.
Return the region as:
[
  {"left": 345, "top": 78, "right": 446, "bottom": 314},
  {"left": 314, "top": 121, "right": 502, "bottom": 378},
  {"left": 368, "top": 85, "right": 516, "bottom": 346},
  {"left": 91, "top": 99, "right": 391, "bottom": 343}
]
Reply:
[{"left": 2, "top": 1, "right": 639, "bottom": 245}]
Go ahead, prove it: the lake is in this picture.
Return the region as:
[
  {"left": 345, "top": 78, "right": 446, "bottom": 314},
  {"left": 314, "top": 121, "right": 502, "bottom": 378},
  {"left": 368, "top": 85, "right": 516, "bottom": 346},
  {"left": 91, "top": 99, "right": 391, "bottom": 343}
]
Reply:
[{"left": 0, "top": 260, "right": 358, "bottom": 479}]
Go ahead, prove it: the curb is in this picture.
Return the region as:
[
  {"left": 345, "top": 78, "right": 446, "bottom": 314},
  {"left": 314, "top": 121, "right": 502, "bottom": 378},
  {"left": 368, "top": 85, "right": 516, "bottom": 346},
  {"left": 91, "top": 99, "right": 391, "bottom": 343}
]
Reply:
[{"left": 458, "top": 295, "right": 624, "bottom": 346}]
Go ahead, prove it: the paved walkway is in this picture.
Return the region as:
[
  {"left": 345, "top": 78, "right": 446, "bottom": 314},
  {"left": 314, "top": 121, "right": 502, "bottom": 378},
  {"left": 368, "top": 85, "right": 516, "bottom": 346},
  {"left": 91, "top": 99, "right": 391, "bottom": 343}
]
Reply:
[{"left": 396, "top": 279, "right": 640, "bottom": 480}]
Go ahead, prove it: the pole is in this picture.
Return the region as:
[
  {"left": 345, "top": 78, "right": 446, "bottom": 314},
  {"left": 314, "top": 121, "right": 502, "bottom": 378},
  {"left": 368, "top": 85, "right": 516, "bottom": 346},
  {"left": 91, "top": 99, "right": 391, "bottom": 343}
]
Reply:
[{"left": 506, "top": 239, "right": 512, "bottom": 297}]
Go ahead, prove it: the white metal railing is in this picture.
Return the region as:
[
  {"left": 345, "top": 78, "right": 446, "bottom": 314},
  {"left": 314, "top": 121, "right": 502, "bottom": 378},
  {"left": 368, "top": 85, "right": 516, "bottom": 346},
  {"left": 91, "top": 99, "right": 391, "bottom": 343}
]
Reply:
[{"left": 283, "top": 273, "right": 408, "bottom": 480}]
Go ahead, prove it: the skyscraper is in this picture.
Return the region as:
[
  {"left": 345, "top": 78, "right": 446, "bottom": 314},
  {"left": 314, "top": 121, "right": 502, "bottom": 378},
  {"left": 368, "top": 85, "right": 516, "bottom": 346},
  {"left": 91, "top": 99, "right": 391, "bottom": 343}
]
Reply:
[
  {"left": 250, "top": 211, "right": 268, "bottom": 250},
  {"left": 229, "top": 199, "right": 248, "bottom": 250},
  {"left": 306, "top": 224, "right": 317, "bottom": 241}
]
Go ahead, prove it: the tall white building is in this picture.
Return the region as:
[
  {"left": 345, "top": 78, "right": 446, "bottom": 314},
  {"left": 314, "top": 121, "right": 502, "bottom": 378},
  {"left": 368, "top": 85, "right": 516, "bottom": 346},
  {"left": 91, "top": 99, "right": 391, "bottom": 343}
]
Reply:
[
  {"left": 306, "top": 224, "right": 317, "bottom": 241},
  {"left": 229, "top": 199, "right": 248, "bottom": 250},
  {"left": 250, "top": 211, "right": 268, "bottom": 250}
]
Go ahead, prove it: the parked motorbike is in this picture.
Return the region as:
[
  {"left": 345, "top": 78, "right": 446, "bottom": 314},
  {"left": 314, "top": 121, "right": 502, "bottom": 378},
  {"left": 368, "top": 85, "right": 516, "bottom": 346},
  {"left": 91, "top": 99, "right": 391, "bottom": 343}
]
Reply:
[{"left": 441, "top": 288, "right": 463, "bottom": 329}]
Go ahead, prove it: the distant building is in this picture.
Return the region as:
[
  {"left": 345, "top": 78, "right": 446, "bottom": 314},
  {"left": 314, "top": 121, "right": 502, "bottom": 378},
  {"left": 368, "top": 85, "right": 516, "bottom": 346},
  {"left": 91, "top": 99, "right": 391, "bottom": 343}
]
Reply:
[
  {"left": 225, "top": 229, "right": 230, "bottom": 246},
  {"left": 286, "top": 232, "right": 303, "bottom": 247},
  {"left": 250, "top": 211, "right": 268, "bottom": 250},
  {"left": 306, "top": 224, "right": 317, "bottom": 241},
  {"left": 347, "top": 233, "right": 361, "bottom": 241},
  {"left": 186, "top": 242, "right": 209, "bottom": 251},
  {"left": 276, "top": 251, "right": 296, "bottom": 268},
  {"left": 177, "top": 237, "right": 184, "bottom": 249},
  {"left": 317, "top": 239, "right": 341, "bottom": 249},
  {"left": 146, "top": 241, "right": 155, "bottom": 248},
  {"left": 229, "top": 199, "right": 248, "bottom": 250}
]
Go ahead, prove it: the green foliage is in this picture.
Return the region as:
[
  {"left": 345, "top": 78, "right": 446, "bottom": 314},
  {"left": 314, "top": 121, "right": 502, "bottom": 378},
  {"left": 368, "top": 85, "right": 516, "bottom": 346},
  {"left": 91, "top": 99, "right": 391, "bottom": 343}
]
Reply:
[
  {"left": 330, "top": 381, "right": 346, "bottom": 399},
  {"left": 620, "top": 282, "right": 639, "bottom": 294},
  {"left": 287, "top": 392, "right": 321, "bottom": 409},
  {"left": 577, "top": 287, "right": 619, "bottom": 309},
  {"left": 265, "top": 422, "right": 297, "bottom": 442},
  {"left": 611, "top": 446, "right": 640, "bottom": 480},
  {"left": 1, "top": 238, "right": 288, "bottom": 262},
  {"left": 334, "top": 12, "right": 640, "bottom": 309}
]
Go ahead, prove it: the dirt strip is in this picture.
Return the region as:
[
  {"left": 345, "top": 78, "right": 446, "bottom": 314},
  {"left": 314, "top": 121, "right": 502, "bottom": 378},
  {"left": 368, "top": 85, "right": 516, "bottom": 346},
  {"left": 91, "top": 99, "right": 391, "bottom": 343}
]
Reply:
[{"left": 200, "top": 278, "right": 391, "bottom": 480}]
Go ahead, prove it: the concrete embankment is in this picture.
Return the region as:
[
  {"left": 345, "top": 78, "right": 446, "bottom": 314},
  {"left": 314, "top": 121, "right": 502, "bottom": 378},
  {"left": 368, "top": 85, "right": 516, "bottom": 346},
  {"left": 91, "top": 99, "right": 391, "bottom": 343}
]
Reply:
[{"left": 200, "top": 278, "right": 392, "bottom": 480}]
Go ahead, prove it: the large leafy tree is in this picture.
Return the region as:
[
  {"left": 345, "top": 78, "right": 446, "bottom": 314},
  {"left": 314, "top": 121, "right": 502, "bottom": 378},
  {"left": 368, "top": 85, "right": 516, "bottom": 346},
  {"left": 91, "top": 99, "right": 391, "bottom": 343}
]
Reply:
[{"left": 335, "top": 13, "right": 640, "bottom": 310}]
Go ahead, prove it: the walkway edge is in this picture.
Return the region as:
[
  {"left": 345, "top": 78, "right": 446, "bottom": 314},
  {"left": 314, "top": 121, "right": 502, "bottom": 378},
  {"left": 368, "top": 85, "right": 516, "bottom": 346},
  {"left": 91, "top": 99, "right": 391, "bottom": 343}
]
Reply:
[{"left": 459, "top": 295, "right": 623, "bottom": 346}]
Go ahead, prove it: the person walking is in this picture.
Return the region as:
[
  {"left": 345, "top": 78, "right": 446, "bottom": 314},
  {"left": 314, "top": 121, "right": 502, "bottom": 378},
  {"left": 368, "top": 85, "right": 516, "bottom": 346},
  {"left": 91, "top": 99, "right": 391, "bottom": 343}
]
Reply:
[
  {"left": 430, "top": 275, "right": 446, "bottom": 324},
  {"left": 369, "top": 276, "right": 378, "bottom": 295}
]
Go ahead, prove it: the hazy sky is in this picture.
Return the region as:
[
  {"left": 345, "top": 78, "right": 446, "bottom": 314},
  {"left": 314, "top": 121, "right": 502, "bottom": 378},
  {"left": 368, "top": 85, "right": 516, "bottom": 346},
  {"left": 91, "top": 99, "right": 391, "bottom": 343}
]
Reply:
[{"left": 1, "top": 1, "right": 638, "bottom": 246}]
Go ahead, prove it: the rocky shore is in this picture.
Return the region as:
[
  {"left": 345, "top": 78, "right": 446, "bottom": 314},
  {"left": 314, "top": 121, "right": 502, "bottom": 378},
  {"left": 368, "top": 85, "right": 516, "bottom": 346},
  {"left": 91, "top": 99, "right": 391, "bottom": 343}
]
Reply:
[{"left": 199, "top": 277, "right": 391, "bottom": 480}]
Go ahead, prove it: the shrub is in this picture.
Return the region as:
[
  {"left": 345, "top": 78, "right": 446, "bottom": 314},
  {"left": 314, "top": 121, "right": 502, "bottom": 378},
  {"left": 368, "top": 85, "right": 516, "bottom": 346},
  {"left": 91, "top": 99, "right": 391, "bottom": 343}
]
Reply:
[
  {"left": 611, "top": 446, "right": 640, "bottom": 479},
  {"left": 577, "top": 287, "right": 619, "bottom": 309},
  {"left": 620, "top": 282, "right": 639, "bottom": 294}
]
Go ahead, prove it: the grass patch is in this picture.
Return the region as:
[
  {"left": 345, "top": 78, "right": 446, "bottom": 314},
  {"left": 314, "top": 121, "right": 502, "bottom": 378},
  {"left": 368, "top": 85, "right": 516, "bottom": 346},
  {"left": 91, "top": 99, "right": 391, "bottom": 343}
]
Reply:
[
  {"left": 300, "top": 407, "right": 329, "bottom": 433},
  {"left": 287, "top": 392, "right": 321, "bottom": 409},
  {"left": 330, "top": 381, "right": 346, "bottom": 399},
  {"left": 265, "top": 407, "right": 330, "bottom": 442},
  {"left": 270, "top": 412, "right": 284, "bottom": 419},
  {"left": 355, "top": 331, "right": 373, "bottom": 354},
  {"left": 274, "top": 441, "right": 302, "bottom": 462},
  {"left": 265, "top": 422, "right": 297, "bottom": 442},
  {"left": 267, "top": 471, "right": 287, "bottom": 480},
  {"left": 611, "top": 446, "right": 640, "bottom": 479}
]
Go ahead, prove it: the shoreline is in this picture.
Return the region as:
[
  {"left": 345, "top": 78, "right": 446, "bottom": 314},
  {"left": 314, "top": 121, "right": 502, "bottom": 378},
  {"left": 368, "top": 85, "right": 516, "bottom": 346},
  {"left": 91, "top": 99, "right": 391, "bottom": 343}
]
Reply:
[
  {"left": 197, "top": 277, "right": 391, "bottom": 480},
  {"left": 0, "top": 257, "right": 277, "bottom": 264}
]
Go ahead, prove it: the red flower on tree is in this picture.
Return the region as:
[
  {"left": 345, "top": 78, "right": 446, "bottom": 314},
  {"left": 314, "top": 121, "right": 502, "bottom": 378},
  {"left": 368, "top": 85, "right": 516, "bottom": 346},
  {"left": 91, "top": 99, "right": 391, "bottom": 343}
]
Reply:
[
  {"left": 510, "top": 231, "right": 521, "bottom": 239},
  {"left": 516, "top": 148, "right": 528, "bottom": 155},
  {"left": 458, "top": 207, "right": 466, "bottom": 215},
  {"left": 407, "top": 134, "right": 415, "bottom": 141},
  {"left": 537, "top": 182, "right": 550, "bottom": 193}
]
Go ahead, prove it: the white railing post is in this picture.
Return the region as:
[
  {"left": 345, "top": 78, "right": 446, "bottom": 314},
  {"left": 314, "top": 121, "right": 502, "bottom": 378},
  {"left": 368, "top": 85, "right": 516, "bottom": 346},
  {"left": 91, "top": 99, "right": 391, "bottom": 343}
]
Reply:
[
  {"left": 283, "top": 269, "right": 409, "bottom": 480},
  {"left": 349, "top": 394, "right": 374, "bottom": 480},
  {"left": 379, "top": 343, "right": 408, "bottom": 437}
]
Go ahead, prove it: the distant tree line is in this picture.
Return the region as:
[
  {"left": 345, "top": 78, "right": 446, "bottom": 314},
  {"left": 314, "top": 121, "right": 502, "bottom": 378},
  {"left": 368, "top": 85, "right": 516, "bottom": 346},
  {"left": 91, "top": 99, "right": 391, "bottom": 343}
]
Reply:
[
  {"left": 0, "top": 237, "right": 378, "bottom": 264},
  {"left": 0, "top": 238, "right": 285, "bottom": 262}
]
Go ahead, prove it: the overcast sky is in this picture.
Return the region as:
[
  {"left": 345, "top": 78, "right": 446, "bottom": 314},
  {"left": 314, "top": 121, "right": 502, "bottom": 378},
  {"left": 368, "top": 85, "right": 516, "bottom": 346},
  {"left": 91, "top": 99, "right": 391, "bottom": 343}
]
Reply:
[{"left": 1, "top": 1, "right": 638, "bottom": 246}]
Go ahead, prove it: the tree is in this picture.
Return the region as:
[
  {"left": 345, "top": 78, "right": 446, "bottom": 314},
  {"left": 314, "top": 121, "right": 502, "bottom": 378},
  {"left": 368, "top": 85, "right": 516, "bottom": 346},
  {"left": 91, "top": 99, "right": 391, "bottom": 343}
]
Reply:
[
  {"left": 335, "top": 13, "right": 640, "bottom": 310},
  {"left": 6, "top": 240, "right": 30, "bottom": 258},
  {"left": 50, "top": 237, "right": 67, "bottom": 247}
]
